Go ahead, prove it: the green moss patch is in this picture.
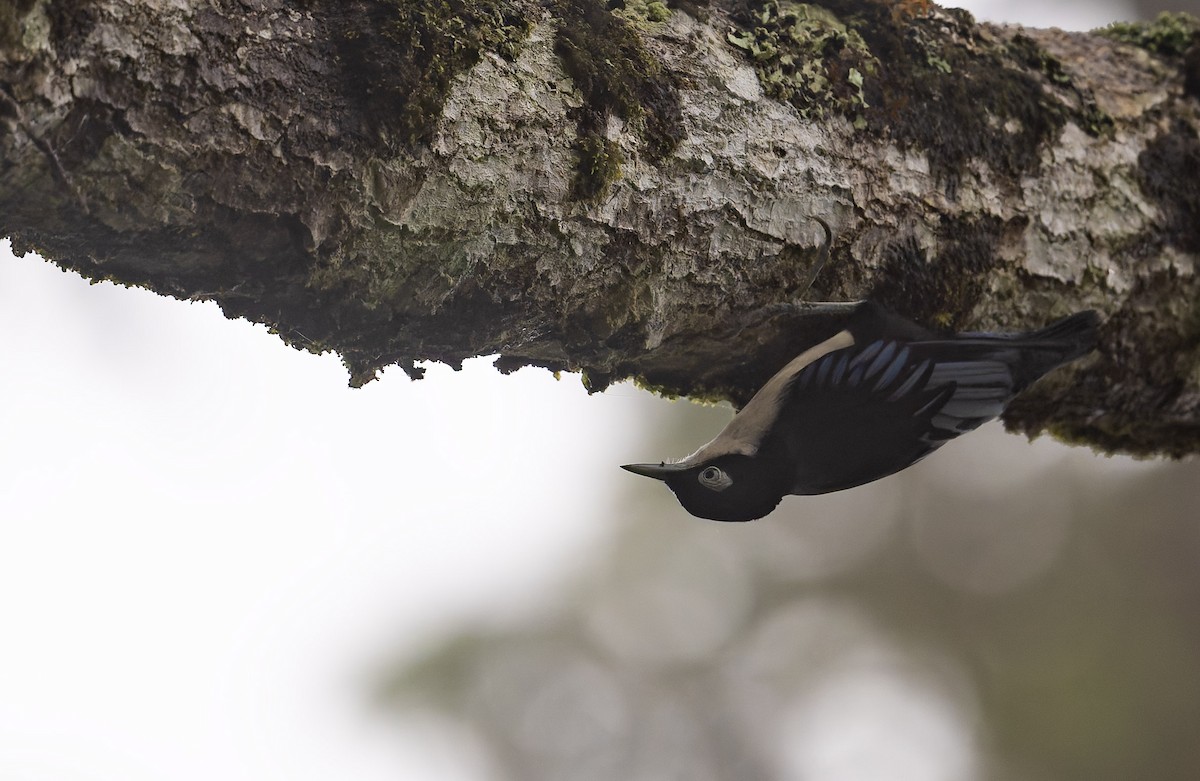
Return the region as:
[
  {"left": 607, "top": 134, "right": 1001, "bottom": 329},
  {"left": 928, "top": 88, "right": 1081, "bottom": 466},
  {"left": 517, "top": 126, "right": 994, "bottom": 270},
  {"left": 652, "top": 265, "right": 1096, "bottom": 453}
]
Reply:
[
  {"left": 0, "top": 0, "right": 37, "bottom": 50},
  {"left": 1007, "top": 32, "right": 1113, "bottom": 137},
  {"left": 843, "top": 0, "right": 1067, "bottom": 187},
  {"left": 326, "top": 0, "right": 531, "bottom": 149},
  {"left": 725, "top": 1, "right": 877, "bottom": 125},
  {"left": 1099, "top": 12, "right": 1200, "bottom": 102},
  {"left": 572, "top": 134, "right": 624, "bottom": 199},
  {"left": 1098, "top": 12, "right": 1200, "bottom": 58},
  {"left": 612, "top": 0, "right": 673, "bottom": 26},
  {"left": 723, "top": 0, "right": 1095, "bottom": 188},
  {"left": 553, "top": 0, "right": 684, "bottom": 199}
]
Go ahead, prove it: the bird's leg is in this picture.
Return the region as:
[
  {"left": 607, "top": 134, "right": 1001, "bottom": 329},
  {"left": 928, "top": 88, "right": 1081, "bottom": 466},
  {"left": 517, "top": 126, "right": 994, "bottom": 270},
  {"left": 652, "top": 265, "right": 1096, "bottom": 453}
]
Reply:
[
  {"left": 727, "top": 216, "right": 862, "bottom": 339},
  {"left": 798, "top": 215, "right": 833, "bottom": 299},
  {"left": 793, "top": 215, "right": 863, "bottom": 310},
  {"left": 750, "top": 216, "right": 863, "bottom": 319}
]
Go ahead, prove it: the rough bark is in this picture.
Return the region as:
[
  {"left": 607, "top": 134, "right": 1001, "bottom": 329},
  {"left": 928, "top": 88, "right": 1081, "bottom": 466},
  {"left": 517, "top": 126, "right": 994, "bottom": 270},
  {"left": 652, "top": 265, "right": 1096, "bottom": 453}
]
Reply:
[{"left": 2, "top": 0, "right": 1199, "bottom": 455}]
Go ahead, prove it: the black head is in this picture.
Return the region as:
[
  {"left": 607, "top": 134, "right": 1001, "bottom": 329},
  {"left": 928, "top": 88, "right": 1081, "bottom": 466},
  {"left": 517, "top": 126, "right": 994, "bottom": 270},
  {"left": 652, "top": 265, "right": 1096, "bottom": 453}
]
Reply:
[{"left": 621, "top": 454, "right": 786, "bottom": 522}]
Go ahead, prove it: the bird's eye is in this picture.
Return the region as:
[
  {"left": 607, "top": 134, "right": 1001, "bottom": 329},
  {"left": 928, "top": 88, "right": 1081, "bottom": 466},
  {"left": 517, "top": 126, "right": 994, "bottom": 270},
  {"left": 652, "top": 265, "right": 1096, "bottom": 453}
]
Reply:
[{"left": 698, "top": 466, "right": 733, "bottom": 492}]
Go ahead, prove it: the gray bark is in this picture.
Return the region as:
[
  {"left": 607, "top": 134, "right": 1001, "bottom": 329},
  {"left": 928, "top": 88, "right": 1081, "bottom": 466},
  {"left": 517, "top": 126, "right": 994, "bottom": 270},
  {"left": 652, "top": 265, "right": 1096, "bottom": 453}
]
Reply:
[{"left": 2, "top": 0, "right": 1199, "bottom": 455}]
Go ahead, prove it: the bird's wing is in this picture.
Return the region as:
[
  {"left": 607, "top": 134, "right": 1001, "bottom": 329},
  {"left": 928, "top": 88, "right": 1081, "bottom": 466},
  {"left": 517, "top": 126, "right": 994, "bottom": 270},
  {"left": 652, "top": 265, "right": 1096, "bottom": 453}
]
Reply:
[{"left": 778, "top": 339, "right": 1017, "bottom": 495}]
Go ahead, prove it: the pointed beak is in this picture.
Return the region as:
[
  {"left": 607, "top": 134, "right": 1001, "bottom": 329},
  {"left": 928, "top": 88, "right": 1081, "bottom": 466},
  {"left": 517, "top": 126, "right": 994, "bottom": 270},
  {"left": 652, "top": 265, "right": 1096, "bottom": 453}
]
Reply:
[{"left": 620, "top": 462, "right": 688, "bottom": 481}]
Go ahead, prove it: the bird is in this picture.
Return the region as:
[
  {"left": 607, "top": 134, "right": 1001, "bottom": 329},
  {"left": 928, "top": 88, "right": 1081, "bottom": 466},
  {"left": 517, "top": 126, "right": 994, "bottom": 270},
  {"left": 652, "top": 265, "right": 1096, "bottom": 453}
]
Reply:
[{"left": 621, "top": 301, "right": 1100, "bottom": 521}]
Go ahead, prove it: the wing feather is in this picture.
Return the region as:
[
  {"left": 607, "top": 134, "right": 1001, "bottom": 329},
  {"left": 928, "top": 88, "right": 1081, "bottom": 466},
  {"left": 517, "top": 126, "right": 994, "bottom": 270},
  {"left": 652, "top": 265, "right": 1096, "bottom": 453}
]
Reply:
[
  {"left": 874, "top": 345, "right": 910, "bottom": 390},
  {"left": 772, "top": 339, "right": 1019, "bottom": 495},
  {"left": 865, "top": 341, "right": 898, "bottom": 380}
]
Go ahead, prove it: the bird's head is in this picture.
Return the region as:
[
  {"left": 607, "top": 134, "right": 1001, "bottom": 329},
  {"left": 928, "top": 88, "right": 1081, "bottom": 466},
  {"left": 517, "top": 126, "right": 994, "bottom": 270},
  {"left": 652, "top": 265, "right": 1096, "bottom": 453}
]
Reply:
[{"left": 621, "top": 454, "right": 785, "bottom": 522}]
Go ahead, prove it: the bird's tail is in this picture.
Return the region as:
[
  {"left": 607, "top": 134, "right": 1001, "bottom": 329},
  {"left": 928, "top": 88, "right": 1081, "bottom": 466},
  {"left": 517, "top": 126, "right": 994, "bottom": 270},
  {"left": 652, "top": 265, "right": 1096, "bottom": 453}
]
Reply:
[
  {"left": 1021, "top": 310, "right": 1101, "bottom": 351},
  {"left": 960, "top": 310, "right": 1101, "bottom": 390}
]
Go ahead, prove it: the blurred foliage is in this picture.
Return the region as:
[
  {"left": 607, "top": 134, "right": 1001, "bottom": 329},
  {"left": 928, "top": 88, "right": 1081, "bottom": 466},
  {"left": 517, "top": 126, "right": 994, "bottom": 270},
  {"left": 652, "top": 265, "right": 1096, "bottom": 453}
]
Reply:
[{"left": 373, "top": 398, "right": 1200, "bottom": 781}]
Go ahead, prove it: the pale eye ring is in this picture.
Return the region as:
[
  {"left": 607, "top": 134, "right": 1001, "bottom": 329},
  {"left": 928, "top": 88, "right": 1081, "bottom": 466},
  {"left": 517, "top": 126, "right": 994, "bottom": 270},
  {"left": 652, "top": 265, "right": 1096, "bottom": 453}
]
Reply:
[{"left": 698, "top": 466, "right": 733, "bottom": 492}]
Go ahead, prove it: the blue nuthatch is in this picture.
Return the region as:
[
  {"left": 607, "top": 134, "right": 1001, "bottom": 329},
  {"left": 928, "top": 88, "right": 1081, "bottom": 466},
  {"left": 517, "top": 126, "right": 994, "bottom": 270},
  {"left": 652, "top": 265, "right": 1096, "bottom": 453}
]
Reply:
[{"left": 622, "top": 225, "right": 1099, "bottom": 521}]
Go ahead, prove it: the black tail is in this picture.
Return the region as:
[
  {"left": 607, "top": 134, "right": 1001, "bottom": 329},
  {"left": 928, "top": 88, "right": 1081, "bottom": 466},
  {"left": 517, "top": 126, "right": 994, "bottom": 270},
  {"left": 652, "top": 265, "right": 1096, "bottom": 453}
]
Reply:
[
  {"left": 960, "top": 310, "right": 1101, "bottom": 390},
  {"left": 1022, "top": 310, "right": 1101, "bottom": 352},
  {"left": 1014, "top": 309, "right": 1100, "bottom": 367}
]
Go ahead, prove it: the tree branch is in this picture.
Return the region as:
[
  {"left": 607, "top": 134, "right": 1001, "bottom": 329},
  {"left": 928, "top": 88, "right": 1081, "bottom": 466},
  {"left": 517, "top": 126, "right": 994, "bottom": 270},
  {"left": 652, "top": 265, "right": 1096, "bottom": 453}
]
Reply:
[{"left": 2, "top": 0, "right": 1199, "bottom": 454}]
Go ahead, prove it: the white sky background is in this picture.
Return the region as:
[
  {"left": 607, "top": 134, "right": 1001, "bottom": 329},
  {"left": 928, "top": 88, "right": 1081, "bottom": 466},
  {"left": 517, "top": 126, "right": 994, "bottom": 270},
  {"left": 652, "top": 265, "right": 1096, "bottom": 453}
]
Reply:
[
  {"left": 0, "top": 241, "right": 660, "bottom": 780},
  {"left": 0, "top": 3, "right": 1149, "bottom": 780}
]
